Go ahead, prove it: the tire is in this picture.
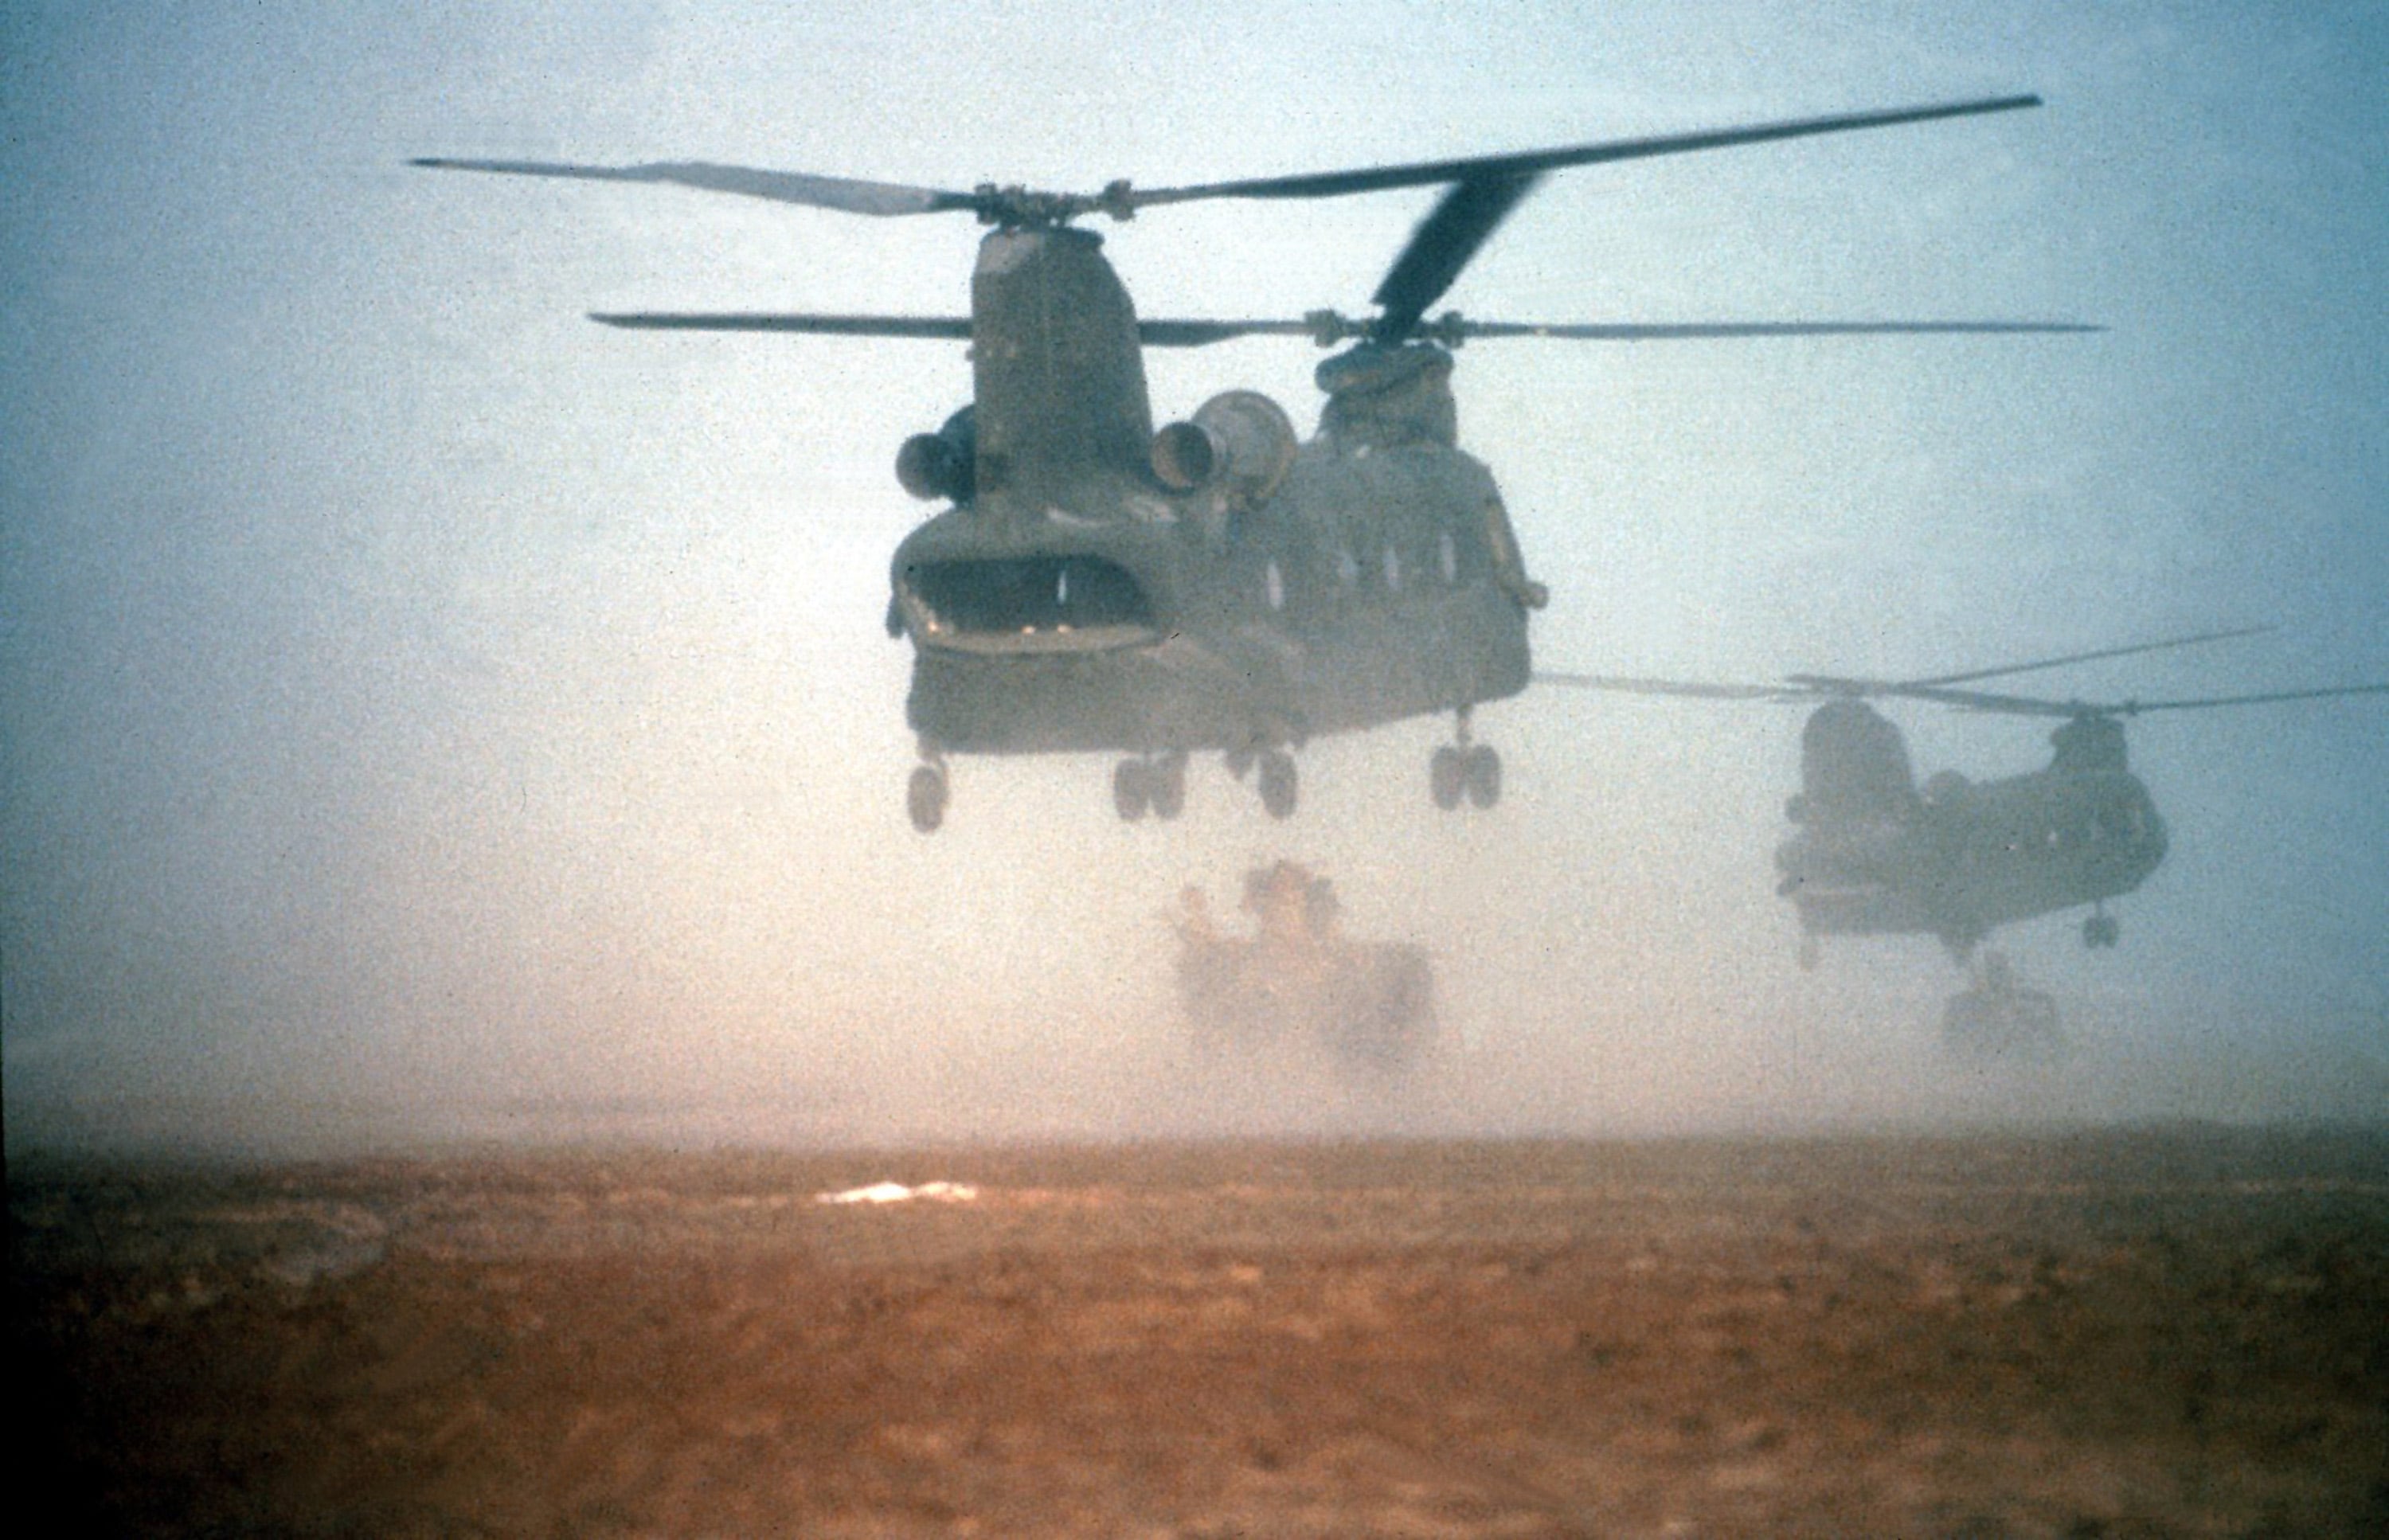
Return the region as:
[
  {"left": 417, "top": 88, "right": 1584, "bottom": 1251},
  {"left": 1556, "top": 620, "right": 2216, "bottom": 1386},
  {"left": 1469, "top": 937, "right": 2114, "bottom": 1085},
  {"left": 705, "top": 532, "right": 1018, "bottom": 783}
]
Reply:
[
  {"left": 1151, "top": 754, "right": 1187, "bottom": 820},
  {"left": 1258, "top": 751, "right": 1298, "bottom": 819},
  {"left": 1430, "top": 746, "right": 1464, "bottom": 810},
  {"left": 1112, "top": 759, "right": 1151, "bottom": 822},
  {"left": 1464, "top": 745, "right": 1501, "bottom": 809},
  {"left": 907, "top": 765, "right": 947, "bottom": 833}
]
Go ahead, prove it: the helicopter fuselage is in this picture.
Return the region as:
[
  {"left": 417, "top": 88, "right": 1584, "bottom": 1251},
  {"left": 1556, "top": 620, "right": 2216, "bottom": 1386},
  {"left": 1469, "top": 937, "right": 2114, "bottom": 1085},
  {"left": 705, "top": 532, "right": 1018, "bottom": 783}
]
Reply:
[
  {"left": 893, "top": 443, "right": 1532, "bottom": 753},
  {"left": 414, "top": 91, "right": 2092, "bottom": 830},
  {"left": 886, "top": 225, "right": 1536, "bottom": 761},
  {"left": 1776, "top": 713, "right": 2168, "bottom": 956}
]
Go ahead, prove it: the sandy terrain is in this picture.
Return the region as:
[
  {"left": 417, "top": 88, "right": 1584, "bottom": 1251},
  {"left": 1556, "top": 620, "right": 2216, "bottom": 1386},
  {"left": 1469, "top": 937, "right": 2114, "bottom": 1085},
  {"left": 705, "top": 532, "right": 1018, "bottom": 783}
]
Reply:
[{"left": 11, "top": 1128, "right": 2387, "bottom": 1537}]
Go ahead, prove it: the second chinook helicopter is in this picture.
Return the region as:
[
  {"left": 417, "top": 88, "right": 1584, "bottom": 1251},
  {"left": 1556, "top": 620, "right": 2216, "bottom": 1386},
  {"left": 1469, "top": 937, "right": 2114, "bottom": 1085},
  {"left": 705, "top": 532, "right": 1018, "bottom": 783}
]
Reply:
[
  {"left": 414, "top": 95, "right": 2090, "bottom": 831},
  {"left": 1545, "top": 630, "right": 2389, "bottom": 964}
]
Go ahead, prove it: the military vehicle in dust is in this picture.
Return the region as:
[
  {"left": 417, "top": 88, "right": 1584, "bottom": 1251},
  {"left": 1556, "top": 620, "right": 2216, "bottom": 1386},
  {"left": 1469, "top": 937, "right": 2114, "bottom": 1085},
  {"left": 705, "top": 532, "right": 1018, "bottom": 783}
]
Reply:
[
  {"left": 1941, "top": 951, "right": 2064, "bottom": 1059},
  {"left": 1171, "top": 862, "right": 1437, "bottom": 1078}
]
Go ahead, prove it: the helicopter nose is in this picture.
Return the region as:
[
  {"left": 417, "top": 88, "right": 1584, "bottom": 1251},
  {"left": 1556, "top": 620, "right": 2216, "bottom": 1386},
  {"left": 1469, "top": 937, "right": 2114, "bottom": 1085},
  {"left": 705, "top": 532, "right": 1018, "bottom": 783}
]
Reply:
[{"left": 896, "top": 553, "right": 1161, "bottom": 655}]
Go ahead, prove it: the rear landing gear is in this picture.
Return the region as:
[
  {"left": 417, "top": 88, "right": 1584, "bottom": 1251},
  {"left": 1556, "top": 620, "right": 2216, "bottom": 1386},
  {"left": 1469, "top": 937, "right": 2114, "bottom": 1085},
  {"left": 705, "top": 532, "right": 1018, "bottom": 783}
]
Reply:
[
  {"left": 907, "top": 755, "right": 948, "bottom": 834},
  {"left": 2081, "top": 909, "right": 2121, "bottom": 949},
  {"left": 1225, "top": 744, "right": 1300, "bottom": 819},
  {"left": 1430, "top": 710, "right": 1500, "bottom": 811},
  {"left": 1151, "top": 752, "right": 1187, "bottom": 819},
  {"left": 1113, "top": 760, "right": 1148, "bottom": 821},
  {"left": 1257, "top": 749, "right": 1298, "bottom": 819}
]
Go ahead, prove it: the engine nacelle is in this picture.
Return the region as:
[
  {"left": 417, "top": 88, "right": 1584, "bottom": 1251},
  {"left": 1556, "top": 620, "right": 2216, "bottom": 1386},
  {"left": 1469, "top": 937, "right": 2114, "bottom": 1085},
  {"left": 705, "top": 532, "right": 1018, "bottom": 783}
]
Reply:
[
  {"left": 1800, "top": 699, "right": 1918, "bottom": 819},
  {"left": 896, "top": 406, "right": 976, "bottom": 503},
  {"left": 1150, "top": 390, "right": 1296, "bottom": 502}
]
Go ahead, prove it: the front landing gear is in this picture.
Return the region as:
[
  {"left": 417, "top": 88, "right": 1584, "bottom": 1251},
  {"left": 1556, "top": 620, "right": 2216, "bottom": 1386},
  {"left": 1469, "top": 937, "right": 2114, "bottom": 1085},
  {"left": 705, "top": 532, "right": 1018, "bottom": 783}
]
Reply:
[
  {"left": 2081, "top": 907, "right": 2121, "bottom": 949},
  {"left": 1113, "top": 752, "right": 1189, "bottom": 823},
  {"left": 1429, "top": 710, "right": 1500, "bottom": 811}
]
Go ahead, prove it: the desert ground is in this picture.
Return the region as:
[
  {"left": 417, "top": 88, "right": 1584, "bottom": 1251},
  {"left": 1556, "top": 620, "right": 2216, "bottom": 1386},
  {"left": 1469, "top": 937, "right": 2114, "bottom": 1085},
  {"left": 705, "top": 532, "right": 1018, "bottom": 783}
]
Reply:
[{"left": 10, "top": 1127, "right": 2387, "bottom": 1538}]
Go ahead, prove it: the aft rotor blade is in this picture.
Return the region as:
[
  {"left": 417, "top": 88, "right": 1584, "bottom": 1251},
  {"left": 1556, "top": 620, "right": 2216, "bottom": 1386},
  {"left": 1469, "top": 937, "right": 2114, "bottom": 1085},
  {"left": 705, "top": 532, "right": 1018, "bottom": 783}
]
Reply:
[
  {"left": 1371, "top": 174, "right": 1543, "bottom": 344},
  {"left": 409, "top": 157, "right": 975, "bottom": 217},
  {"left": 1459, "top": 319, "right": 2102, "bottom": 340},
  {"left": 1828, "top": 678, "right": 2389, "bottom": 719},
  {"left": 2074, "top": 682, "right": 2389, "bottom": 717},
  {"left": 1801, "top": 681, "right": 2098, "bottom": 717},
  {"left": 1900, "top": 623, "right": 2274, "bottom": 688},
  {"left": 1119, "top": 315, "right": 2100, "bottom": 347},
  {"left": 585, "top": 309, "right": 2102, "bottom": 346},
  {"left": 1536, "top": 672, "right": 1796, "bottom": 702},
  {"left": 592, "top": 311, "right": 973, "bottom": 339},
  {"left": 1136, "top": 319, "right": 1313, "bottom": 346},
  {"left": 1124, "top": 95, "right": 2043, "bottom": 211}
]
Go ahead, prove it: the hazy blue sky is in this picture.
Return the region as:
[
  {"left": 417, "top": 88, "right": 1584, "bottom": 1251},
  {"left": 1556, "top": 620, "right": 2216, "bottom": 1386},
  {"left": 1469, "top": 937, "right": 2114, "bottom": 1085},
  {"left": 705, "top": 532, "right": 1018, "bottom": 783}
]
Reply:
[{"left": 6, "top": 2, "right": 2384, "bottom": 1151}]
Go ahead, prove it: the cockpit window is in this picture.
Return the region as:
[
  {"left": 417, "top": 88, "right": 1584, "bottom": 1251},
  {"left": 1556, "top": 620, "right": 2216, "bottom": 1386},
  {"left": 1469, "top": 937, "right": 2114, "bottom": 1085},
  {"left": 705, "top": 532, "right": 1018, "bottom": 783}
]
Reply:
[{"left": 904, "top": 556, "right": 1155, "bottom": 635}]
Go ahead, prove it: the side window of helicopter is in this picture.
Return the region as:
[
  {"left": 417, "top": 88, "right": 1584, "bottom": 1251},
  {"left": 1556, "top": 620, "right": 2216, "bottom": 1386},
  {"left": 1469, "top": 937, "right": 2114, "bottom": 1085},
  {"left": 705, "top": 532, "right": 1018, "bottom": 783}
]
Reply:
[
  {"left": 1437, "top": 529, "right": 1458, "bottom": 584},
  {"left": 1382, "top": 542, "right": 1402, "bottom": 593},
  {"left": 1264, "top": 558, "right": 1284, "bottom": 612},
  {"left": 1335, "top": 545, "right": 1359, "bottom": 591}
]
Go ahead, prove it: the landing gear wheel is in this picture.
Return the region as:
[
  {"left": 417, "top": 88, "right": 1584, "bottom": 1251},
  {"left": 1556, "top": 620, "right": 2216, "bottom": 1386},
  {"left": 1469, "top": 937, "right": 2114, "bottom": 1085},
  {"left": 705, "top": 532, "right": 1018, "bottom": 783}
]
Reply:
[
  {"left": 907, "top": 764, "right": 948, "bottom": 834},
  {"left": 1257, "top": 750, "right": 1298, "bottom": 820},
  {"left": 1430, "top": 746, "right": 1465, "bottom": 811},
  {"left": 1112, "top": 759, "right": 1151, "bottom": 822},
  {"left": 1151, "top": 752, "right": 1188, "bottom": 820},
  {"left": 2082, "top": 913, "right": 2120, "bottom": 949},
  {"left": 1464, "top": 745, "right": 1501, "bottom": 809}
]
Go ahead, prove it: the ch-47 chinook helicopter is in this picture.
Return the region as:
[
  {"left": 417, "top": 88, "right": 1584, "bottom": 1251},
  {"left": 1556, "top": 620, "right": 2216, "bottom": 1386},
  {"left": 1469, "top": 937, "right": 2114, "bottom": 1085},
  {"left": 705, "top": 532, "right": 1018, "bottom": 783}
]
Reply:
[
  {"left": 1543, "top": 628, "right": 2389, "bottom": 966},
  {"left": 414, "top": 94, "right": 2092, "bottom": 832}
]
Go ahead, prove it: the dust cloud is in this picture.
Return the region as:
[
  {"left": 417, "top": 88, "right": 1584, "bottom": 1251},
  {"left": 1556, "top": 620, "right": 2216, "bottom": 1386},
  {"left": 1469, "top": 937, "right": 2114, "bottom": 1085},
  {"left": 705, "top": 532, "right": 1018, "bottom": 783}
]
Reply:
[{"left": 6, "top": 5, "right": 2387, "bottom": 1161}]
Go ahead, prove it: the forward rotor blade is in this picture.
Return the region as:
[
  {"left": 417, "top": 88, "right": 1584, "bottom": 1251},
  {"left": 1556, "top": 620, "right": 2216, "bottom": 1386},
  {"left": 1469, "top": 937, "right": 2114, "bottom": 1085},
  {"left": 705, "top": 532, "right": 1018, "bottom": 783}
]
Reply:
[
  {"left": 1824, "top": 678, "right": 2389, "bottom": 719},
  {"left": 1535, "top": 672, "right": 1796, "bottom": 702},
  {"left": 409, "top": 157, "right": 974, "bottom": 217},
  {"left": 417, "top": 94, "right": 2042, "bottom": 236},
  {"left": 1124, "top": 95, "right": 2043, "bottom": 212},
  {"left": 592, "top": 311, "right": 973, "bottom": 339}
]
